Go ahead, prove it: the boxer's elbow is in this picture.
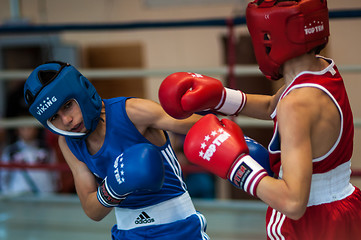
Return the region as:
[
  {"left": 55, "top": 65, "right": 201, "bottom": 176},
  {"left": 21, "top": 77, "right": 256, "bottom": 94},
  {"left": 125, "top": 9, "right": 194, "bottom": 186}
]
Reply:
[
  {"left": 283, "top": 199, "right": 307, "bottom": 220},
  {"left": 85, "top": 209, "right": 107, "bottom": 222},
  {"left": 82, "top": 203, "right": 110, "bottom": 222}
]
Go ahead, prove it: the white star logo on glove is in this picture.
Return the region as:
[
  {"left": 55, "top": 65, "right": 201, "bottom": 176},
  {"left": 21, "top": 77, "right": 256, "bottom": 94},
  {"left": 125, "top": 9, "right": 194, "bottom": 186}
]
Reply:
[
  {"left": 204, "top": 135, "right": 210, "bottom": 141},
  {"left": 199, "top": 151, "right": 204, "bottom": 157},
  {"left": 114, "top": 153, "right": 126, "bottom": 185}
]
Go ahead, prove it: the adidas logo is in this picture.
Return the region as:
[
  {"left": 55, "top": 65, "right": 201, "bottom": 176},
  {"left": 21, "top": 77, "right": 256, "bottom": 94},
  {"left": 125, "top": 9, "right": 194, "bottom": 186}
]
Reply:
[{"left": 135, "top": 211, "right": 155, "bottom": 225}]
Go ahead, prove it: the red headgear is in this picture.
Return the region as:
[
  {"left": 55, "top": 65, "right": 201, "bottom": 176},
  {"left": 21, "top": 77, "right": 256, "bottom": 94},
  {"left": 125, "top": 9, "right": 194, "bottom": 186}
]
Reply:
[{"left": 246, "top": 0, "right": 329, "bottom": 80}]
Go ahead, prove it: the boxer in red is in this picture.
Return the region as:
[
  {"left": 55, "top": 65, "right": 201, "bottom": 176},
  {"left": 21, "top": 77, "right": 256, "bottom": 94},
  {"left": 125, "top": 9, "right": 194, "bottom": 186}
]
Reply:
[{"left": 159, "top": 1, "right": 361, "bottom": 239}]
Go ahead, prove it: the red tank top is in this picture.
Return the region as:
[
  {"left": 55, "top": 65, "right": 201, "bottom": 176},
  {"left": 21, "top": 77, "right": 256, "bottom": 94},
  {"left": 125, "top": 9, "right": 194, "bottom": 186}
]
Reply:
[{"left": 268, "top": 57, "right": 354, "bottom": 175}]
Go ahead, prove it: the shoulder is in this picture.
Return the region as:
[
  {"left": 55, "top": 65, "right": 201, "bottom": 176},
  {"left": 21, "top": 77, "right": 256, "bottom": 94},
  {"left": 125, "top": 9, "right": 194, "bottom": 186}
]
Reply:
[
  {"left": 58, "top": 136, "right": 87, "bottom": 172},
  {"left": 280, "top": 87, "right": 324, "bottom": 112},
  {"left": 58, "top": 136, "right": 69, "bottom": 151},
  {"left": 126, "top": 98, "right": 163, "bottom": 120},
  {"left": 125, "top": 98, "right": 172, "bottom": 133},
  {"left": 277, "top": 87, "right": 327, "bottom": 131},
  {"left": 58, "top": 136, "right": 78, "bottom": 155},
  {"left": 125, "top": 97, "right": 157, "bottom": 109},
  {"left": 102, "top": 97, "right": 129, "bottom": 111}
]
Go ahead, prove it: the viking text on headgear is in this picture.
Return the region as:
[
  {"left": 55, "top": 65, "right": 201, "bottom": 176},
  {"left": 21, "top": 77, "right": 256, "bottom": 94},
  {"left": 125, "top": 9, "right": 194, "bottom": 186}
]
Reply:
[{"left": 36, "top": 96, "right": 57, "bottom": 115}]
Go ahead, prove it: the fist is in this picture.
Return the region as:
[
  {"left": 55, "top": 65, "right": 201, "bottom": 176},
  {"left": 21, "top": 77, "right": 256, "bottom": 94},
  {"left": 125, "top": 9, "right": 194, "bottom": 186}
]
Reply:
[
  {"left": 184, "top": 114, "right": 249, "bottom": 179},
  {"left": 158, "top": 72, "right": 224, "bottom": 119}
]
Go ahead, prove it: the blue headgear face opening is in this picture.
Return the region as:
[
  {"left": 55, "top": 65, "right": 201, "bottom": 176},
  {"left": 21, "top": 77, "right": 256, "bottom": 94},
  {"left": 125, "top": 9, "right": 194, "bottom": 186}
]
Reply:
[{"left": 24, "top": 62, "right": 102, "bottom": 139}]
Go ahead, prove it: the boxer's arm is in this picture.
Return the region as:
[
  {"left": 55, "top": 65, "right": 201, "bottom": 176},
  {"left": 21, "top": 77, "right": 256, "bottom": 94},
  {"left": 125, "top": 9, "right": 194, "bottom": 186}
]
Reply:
[
  {"left": 240, "top": 85, "right": 286, "bottom": 120},
  {"left": 58, "top": 137, "right": 112, "bottom": 221},
  {"left": 126, "top": 98, "right": 202, "bottom": 135},
  {"left": 256, "top": 93, "right": 313, "bottom": 220},
  {"left": 159, "top": 72, "right": 286, "bottom": 121}
]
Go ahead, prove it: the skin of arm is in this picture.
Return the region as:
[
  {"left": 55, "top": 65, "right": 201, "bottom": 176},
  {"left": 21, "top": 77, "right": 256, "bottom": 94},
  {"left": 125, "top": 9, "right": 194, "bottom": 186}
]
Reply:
[
  {"left": 240, "top": 85, "right": 286, "bottom": 120},
  {"left": 58, "top": 136, "right": 112, "bottom": 221},
  {"left": 255, "top": 86, "right": 339, "bottom": 220},
  {"left": 256, "top": 89, "right": 313, "bottom": 220},
  {"left": 125, "top": 98, "right": 202, "bottom": 137}
]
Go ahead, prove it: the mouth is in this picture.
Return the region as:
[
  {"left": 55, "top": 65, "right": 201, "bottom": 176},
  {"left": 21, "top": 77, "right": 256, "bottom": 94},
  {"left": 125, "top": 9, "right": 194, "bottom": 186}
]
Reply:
[{"left": 71, "top": 122, "right": 84, "bottom": 133}]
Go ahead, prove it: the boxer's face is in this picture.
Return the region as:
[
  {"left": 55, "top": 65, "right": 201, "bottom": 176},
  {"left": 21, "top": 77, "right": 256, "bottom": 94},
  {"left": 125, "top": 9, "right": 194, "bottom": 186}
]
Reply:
[{"left": 48, "top": 99, "right": 87, "bottom": 133}]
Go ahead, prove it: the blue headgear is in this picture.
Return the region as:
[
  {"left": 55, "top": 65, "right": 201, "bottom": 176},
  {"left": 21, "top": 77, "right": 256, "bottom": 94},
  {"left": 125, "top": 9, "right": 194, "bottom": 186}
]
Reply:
[{"left": 24, "top": 61, "right": 102, "bottom": 139}]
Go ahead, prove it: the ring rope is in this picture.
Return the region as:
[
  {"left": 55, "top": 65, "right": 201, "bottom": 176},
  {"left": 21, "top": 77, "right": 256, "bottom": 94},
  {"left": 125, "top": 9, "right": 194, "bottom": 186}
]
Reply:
[
  {"left": 0, "top": 64, "right": 360, "bottom": 81},
  {"left": 0, "top": 9, "right": 360, "bottom": 34}
]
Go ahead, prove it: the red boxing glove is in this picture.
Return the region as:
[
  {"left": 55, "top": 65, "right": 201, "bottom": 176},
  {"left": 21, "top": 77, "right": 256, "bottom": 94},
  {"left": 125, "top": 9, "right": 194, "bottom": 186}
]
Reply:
[
  {"left": 184, "top": 114, "right": 267, "bottom": 197},
  {"left": 158, "top": 72, "right": 246, "bottom": 119}
]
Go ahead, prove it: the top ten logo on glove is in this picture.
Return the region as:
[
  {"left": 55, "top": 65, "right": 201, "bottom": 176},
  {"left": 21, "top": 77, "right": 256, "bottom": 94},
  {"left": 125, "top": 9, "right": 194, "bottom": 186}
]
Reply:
[{"left": 199, "top": 128, "right": 231, "bottom": 161}]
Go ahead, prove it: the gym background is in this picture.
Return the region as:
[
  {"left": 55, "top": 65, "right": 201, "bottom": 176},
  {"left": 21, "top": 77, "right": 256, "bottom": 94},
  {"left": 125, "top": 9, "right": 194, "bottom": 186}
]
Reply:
[{"left": 0, "top": 0, "right": 359, "bottom": 239}]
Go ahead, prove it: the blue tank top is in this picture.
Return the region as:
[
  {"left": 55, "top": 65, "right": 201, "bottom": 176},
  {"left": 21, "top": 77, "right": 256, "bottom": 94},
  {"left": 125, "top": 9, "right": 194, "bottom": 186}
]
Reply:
[{"left": 66, "top": 97, "right": 187, "bottom": 209}]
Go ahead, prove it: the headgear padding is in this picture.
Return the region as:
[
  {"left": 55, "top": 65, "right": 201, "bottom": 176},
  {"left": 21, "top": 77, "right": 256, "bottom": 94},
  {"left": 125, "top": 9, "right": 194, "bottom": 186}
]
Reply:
[
  {"left": 246, "top": 0, "right": 329, "bottom": 80},
  {"left": 24, "top": 62, "right": 102, "bottom": 139}
]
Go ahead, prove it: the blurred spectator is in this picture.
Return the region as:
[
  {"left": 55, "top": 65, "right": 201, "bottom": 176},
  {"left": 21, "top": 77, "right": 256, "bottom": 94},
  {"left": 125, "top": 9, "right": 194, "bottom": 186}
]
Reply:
[{"left": 0, "top": 123, "right": 59, "bottom": 195}]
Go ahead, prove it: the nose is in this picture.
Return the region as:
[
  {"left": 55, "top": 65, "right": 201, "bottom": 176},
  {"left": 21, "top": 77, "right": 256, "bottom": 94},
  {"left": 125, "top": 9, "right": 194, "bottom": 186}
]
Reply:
[{"left": 60, "top": 114, "right": 73, "bottom": 126}]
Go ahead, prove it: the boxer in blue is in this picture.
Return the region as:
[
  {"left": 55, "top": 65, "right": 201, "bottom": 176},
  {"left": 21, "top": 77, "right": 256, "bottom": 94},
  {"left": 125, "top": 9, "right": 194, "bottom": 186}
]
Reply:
[{"left": 23, "top": 61, "right": 209, "bottom": 240}]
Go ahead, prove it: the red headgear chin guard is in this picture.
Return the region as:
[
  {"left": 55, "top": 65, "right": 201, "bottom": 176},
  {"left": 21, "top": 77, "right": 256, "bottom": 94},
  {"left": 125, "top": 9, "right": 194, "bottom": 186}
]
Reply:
[{"left": 246, "top": 0, "right": 329, "bottom": 80}]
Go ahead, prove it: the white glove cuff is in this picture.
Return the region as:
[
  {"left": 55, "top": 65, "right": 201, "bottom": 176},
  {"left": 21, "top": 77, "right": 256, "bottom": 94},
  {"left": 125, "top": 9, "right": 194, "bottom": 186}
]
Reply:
[
  {"left": 228, "top": 155, "right": 267, "bottom": 197},
  {"left": 215, "top": 88, "right": 247, "bottom": 115}
]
